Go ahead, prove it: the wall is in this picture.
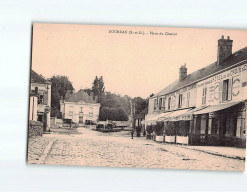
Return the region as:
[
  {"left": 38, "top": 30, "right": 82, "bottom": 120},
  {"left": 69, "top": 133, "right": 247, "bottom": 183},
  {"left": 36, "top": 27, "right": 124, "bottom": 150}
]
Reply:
[
  {"left": 196, "top": 63, "right": 247, "bottom": 107},
  {"left": 30, "top": 82, "right": 51, "bottom": 129},
  {"left": 148, "top": 83, "right": 197, "bottom": 115},
  {"left": 28, "top": 120, "right": 43, "bottom": 137},
  {"left": 29, "top": 96, "right": 37, "bottom": 121}
]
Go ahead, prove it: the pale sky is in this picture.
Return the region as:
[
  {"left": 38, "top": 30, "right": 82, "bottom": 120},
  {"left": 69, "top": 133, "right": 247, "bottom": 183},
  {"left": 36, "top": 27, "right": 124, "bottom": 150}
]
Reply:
[{"left": 32, "top": 23, "right": 247, "bottom": 98}]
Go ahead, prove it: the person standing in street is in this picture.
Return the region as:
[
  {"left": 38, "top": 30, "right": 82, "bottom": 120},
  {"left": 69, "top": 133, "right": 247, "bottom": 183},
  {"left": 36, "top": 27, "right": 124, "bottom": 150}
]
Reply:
[{"left": 131, "top": 129, "right": 134, "bottom": 139}]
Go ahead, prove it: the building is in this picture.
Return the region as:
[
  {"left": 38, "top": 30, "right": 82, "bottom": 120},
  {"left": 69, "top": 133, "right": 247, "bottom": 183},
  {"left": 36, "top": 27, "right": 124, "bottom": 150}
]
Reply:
[
  {"left": 29, "top": 70, "right": 52, "bottom": 131},
  {"left": 134, "top": 108, "right": 148, "bottom": 129},
  {"left": 60, "top": 89, "right": 100, "bottom": 124},
  {"left": 146, "top": 36, "right": 247, "bottom": 147}
]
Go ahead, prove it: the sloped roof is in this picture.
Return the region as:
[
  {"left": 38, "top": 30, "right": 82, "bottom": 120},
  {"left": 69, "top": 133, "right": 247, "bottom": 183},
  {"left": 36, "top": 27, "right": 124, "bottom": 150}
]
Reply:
[
  {"left": 30, "top": 70, "right": 48, "bottom": 84},
  {"left": 65, "top": 89, "right": 97, "bottom": 104},
  {"left": 155, "top": 47, "right": 247, "bottom": 97}
]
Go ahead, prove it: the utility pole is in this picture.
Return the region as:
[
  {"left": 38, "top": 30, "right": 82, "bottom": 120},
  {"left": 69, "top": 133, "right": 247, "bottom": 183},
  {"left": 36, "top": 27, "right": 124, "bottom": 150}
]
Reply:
[
  {"left": 129, "top": 100, "right": 133, "bottom": 129},
  {"left": 129, "top": 99, "right": 136, "bottom": 129}
]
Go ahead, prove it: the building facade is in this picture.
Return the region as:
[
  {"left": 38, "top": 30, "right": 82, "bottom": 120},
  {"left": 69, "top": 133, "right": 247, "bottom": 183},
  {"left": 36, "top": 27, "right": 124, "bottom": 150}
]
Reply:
[
  {"left": 60, "top": 89, "right": 100, "bottom": 124},
  {"left": 29, "top": 70, "right": 52, "bottom": 131},
  {"left": 146, "top": 36, "right": 247, "bottom": 147}
]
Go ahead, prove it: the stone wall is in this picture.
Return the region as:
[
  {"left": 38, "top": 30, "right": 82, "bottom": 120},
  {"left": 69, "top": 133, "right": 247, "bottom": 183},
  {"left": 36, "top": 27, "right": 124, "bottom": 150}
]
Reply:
[{"left": 29, "top": 120, "right": 43, "bottom": 137}]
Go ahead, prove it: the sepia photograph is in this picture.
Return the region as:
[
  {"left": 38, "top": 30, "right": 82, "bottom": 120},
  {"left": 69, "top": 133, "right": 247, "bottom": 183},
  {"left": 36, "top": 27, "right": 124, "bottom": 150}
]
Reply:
[{"left": 27, "top": 23, "right": 247, "bottom": 171}]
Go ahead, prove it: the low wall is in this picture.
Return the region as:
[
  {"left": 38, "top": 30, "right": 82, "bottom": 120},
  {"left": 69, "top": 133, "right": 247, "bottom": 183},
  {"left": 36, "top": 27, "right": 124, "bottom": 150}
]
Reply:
[{"left": 29, "top": 120, "right": 43, "bottom": 137}]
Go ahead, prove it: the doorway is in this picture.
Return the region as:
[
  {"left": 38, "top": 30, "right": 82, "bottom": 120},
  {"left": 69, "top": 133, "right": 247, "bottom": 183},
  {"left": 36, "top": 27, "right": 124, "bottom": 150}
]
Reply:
[{"left": 79, "top": 116, "right": 83, "bottom": 124}]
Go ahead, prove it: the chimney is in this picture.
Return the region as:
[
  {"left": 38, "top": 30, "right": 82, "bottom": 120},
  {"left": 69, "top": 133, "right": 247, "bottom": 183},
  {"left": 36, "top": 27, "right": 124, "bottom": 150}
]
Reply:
[
  {"left": 179, "top": 63, "right": 187, "bottom": 81},
  {"left": 217, "top": 35, "right": 233, "bottom": 65}
]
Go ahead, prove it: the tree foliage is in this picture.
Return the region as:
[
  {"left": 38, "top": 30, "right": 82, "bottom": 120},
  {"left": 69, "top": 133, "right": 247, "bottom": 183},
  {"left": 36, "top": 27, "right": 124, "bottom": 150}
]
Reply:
[
  {"left": 83, "top": 76, "right": 148, "bottom": 121},
  {"left": 99, "top": 107, "right": 128, "bottom": 121},
  {"left": 92, "top": 76, "right": 105, "bottom": 102},
  {"left": 132, "top": 97, "right": 148, "bottom": 114},
  {"left": 49, "top": 75, "right": 74, "bottom": 117}
]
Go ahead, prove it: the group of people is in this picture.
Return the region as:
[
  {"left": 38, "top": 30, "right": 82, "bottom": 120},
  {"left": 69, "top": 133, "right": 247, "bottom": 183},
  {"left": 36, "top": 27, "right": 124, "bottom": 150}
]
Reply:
[{"left": 130, "top": 126, "right": 146, "bottom": 139}]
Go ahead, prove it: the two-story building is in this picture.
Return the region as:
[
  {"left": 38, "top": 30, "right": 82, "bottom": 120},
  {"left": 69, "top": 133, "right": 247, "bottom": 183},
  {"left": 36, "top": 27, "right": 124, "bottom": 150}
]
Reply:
[
  {"left": 145, "top": 36, "right": 247, "bottom": 147},
  {"left": 60, "top": 89, "right": 100, "bottom": 124},
  {"left": 29, "top": 70, "right": 52, "bottom": 131}
]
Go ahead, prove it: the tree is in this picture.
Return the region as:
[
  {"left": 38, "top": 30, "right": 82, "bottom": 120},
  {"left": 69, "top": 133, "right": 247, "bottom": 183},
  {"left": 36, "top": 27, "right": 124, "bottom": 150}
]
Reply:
[
  {"left": 49, "top": 75, "right": 74, "bottom": 117},
  {"left": 99, "top": 107, "right": 128, "bottom": 121},
  {"left": 132, "top": 97, "right": 148, "bottom": 114},
  {"left": 92, "top": 76, "right": 105, "bottom": 102}
]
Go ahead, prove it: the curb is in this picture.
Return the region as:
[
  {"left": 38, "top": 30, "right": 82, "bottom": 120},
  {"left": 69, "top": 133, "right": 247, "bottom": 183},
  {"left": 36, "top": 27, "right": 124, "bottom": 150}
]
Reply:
[
  {"left": 179, "top": 146, "right": 245, "bottom": 160},
  {"left": 39, "top": 139, "right": 56, "bottom": 164}
]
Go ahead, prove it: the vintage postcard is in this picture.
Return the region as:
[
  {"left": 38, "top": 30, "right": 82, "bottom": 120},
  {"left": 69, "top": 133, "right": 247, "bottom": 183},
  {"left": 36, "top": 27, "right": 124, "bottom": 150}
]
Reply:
[{"left": 28, "top": 23, "right": 247, "bottom": 171}]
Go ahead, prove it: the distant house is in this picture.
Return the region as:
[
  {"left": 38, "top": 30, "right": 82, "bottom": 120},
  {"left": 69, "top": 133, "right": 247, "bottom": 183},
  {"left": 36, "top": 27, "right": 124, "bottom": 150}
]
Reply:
[
  {"left": 29, "top": 70, "right": 52, "bottom": 131},
  {"left": 60, "top": 89, "right": 100, "bottom": 124},
  {"left": 133, "top": 108, "right": 148, "bottom": 129}
]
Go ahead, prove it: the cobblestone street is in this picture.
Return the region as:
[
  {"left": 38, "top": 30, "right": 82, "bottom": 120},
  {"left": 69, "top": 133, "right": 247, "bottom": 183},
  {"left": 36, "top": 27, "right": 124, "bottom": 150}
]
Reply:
[{"left": 28, "top": 127, "right": 245, "bottom": 171}]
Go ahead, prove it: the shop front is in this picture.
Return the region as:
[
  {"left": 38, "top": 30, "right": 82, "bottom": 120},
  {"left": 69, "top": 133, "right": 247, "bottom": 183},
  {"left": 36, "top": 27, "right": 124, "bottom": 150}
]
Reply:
[{"left": 189, "top": 101, "right": 246, "bottom": 147}]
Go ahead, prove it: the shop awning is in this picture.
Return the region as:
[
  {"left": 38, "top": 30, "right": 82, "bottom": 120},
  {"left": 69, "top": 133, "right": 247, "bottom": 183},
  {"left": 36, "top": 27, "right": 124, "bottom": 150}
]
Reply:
[
  {"left": 157, "top": 111, "right": 174, "bottom": 121},
  {"left": 178, "top": 106, "right": 210, "bottom": 120},
  {"left": 144, "top": 111, "right": 173, "bottom": 124},
  {"left": 144, "top": 114, "right": 159, "bottom": 125},
  {"left": 165, "top": 108, "right": 192, "bottom": 121},
  {"left": 193, "top": 101, "right": 243, "bottom": 115}
]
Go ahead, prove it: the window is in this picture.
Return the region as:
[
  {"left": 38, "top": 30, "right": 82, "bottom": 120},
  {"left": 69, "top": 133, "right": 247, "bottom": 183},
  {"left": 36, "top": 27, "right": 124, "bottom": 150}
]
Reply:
[
  {"left": 154, "top": 99, "right": 157, "bottom": 110},
  {"left": 202, "top": 87, "right": 207, "bottom": 105},
  {"left": 168, "top": 97, "right": 171, "bottom": 110},
  {"left": 222, "top": 79, "right": 232, "bottom": 101},
  {"left": 178, "top": 94, "right": 183, "bottom": 108},
  {"left": 38, "top": 93, "right": 43, "bottom": 104},
  {"left": 186, "top": 92, "right": 190, "bottom": 107},
  {"left": 159, "top": 98, "right": 163, "bottom": 110},
  {"left": 80, "top": 107, "right": 83, "bottom": 113},
  {"left": 162, "top": 97, "right": 166, "bottom": 110}
]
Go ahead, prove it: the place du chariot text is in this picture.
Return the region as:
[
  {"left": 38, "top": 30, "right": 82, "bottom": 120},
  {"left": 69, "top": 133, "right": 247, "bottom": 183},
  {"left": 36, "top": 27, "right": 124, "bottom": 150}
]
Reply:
[{"left": 108, "top": 29, "right": 177, "bottom": 36}]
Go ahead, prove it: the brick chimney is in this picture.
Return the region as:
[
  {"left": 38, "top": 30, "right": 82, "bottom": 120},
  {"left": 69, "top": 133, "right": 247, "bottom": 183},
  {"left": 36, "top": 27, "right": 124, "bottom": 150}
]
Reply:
[
  {"left": 217, "top": 35, "right": 233, "bottom": 65},
  {"left": 179, "top": 63, "right": 187, "bottom": 81}
]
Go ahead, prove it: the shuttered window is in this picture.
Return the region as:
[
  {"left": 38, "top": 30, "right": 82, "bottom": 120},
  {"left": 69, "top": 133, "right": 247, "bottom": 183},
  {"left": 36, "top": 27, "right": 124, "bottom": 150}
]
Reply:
[
  {"left": 43, "top": 92, "right": 48, "bottom": 105},
  {"left": 186, "top": 91, "right": 190, "bottom": 107},
  {"left": 168, "top": 97, "right": 171, "bottom": 110},
  {"left": 222, "top": 79, "right": 232, "bottom": 101},
  {"left": 162, "top": 97, "right": 166, "bottom": 110},
  {"left": 214, "top": 82, "right": 223, "bottom": 103},
  {"left": 159, "top": 98, "right": 163, "bottom": 110},
  {"left": 202, "top": 87, "right": 207, "bottom": 105},
  {"left": 154, "top": 99, "right": 157, "bottom": 110},
  {"left": 228, "top": 78, "right": 232, "bottom": 100},
  {"left": 178, "top": 94, "right": 183, "bottom": 108}
]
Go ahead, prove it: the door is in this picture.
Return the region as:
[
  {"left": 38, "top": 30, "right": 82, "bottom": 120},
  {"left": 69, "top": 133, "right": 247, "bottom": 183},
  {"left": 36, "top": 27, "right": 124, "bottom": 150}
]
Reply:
[{"left": 79, "top": 116, "right": 83, "bottom": 124}]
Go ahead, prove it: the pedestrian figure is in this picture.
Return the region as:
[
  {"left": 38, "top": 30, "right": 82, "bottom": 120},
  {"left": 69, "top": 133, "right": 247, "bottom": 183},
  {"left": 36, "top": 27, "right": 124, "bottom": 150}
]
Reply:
[{"left": 131, "top": 129, "right": 134, "bottom": 139}]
